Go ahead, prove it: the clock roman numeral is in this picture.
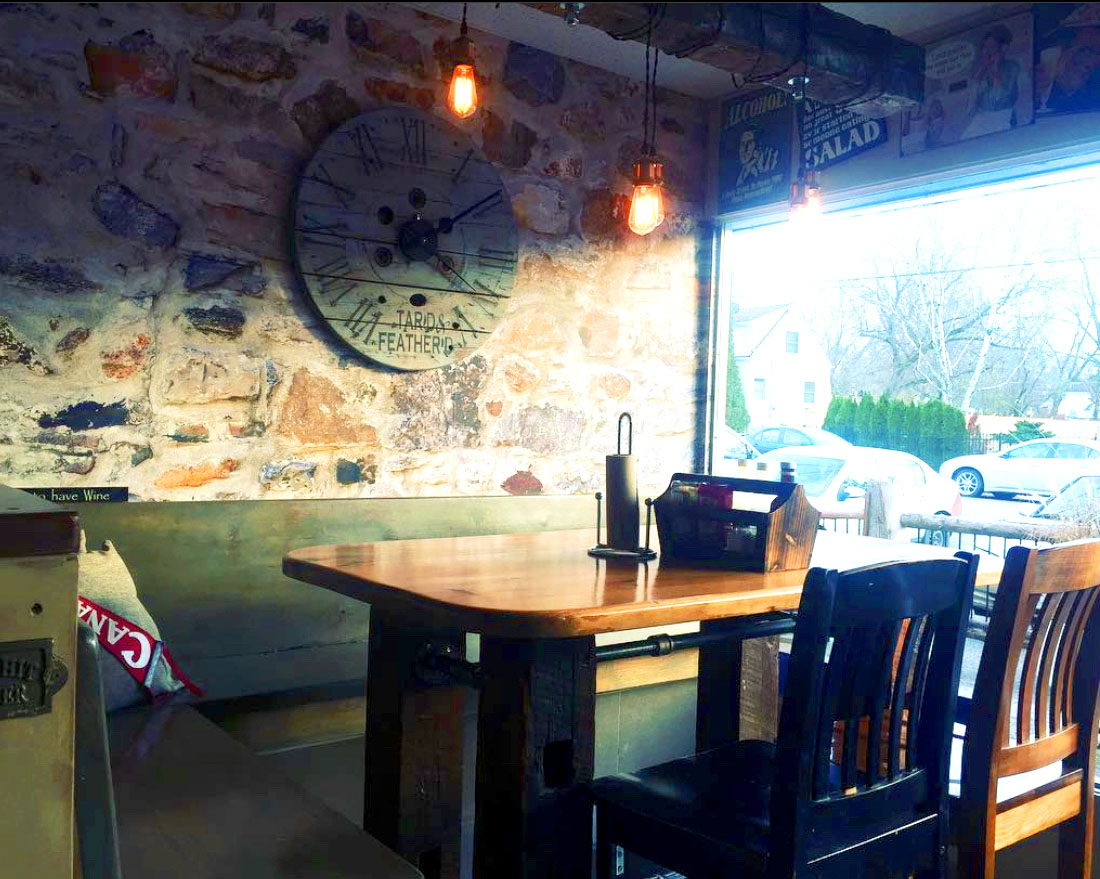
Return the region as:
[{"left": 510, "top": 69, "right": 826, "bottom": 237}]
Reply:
[
  {"left": 473, "top": 299, "right": 497, "bottom": 319},
  {"left": 301, "top": 213, "right": 347, "bottom": 233},
  {"left": 307, "top": 163, "right": 353, "bottom": 207},
  {"left": 346, "top": 299, "right": 381, "bottom": 341},
  {"left": 325, "top": 281, "right": 356, "bottom": 307},
  {"left": 312, "top": 254, "right": 351, "bottom": 277},
  {"left": 478, "top": 247, "right": 517, "bottom": 272},
  {"left": 351, "top": 124, "right": 385, "bottom": 176},
  {"left": 400, "top": 117, "right": 427, "bottom": 166},
  {"left": 474, "top": 279, "right": 506, "bottom": 298},
  {"left": 452, "top": 149, "right": 474, "bottom": 183},
  {"left": 299, "top": 235, "right": 346, "bottom": 250}
]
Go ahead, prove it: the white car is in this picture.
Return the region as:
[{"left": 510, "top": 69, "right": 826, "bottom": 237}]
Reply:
[
  {"left": 938, "top": 438, "right": 1100, "bottom": 499},
  {"left": 1025, "top": 474, "right": 1100, "bottom": 522},
  {"left": 717, "top": 426, "right": 759, "bottom": 462},
  {"left": 756, "top": 444, "right": 963, "bottom": 519}
]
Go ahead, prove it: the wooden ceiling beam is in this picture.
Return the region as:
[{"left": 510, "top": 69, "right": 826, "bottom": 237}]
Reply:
[{"left": 524, "top": 2, "right": 924, "bottom": 116}]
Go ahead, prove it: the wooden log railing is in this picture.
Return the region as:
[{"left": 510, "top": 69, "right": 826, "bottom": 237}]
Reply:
[{"left": 899, "top": 513, "right": 1065, "bottom": 546}]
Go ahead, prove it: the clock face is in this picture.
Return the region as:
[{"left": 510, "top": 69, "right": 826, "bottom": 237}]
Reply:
[{"left": 291, "top": 107, "right": 518, "bottom": 370}]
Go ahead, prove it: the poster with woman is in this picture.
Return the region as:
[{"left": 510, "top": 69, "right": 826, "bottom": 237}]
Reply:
[
  {"left": 1036, "top": 3, "right": 1100, "bottom": 115},
  {"left": 901, "top": 12, "right": 1034, "bottom": 155}
]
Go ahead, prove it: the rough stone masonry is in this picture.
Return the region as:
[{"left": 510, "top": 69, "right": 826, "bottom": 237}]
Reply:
[{"left": 0, "top": 1, "right": 708, "bottom": 500}]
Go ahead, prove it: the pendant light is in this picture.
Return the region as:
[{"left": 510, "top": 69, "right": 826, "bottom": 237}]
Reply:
[
  {"left": 788, "top": 9, "right": 823, "bottom": 221},
  {"left": 446, "top": 4, "right": 478, "bottom": 119},
  {"left": 628, "top": 10, "right": 664, "bottom": 236}
]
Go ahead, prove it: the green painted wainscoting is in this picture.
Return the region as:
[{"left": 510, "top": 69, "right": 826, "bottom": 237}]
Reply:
[{"left": 74, "top": 495, "right": 593, "bottom": 700}]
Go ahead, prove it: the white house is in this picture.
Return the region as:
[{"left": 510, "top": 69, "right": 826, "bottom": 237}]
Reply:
[
  {"left": 732, "top": 303, "right": 833, "bottom": 428},
  {"left": 1057, "top": 383, "right": 1096, "bottom": 420}
]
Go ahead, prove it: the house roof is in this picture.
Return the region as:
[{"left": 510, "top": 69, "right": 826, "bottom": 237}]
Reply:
[{"left": 733, "top": 303, "right": 791, "bottom": 324}]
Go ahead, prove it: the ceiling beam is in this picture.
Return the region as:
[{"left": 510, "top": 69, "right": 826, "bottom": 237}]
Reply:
[{"left": 523, "top": 3, "right": 924, "bottom": 116}]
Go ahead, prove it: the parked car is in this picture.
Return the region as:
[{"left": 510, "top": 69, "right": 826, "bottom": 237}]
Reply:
[
  {"left": 938, "top": 438, "right": 1100, "bottom": 499},
  {"left": 717, "top": 426, "right": 759, "bottom": 462},
  {"left": 756, "top": 444, "right": 963, "bottom": 519},
  {"left": 748, "top": 425, "right": 851, "bottom": 455},
  {"left": 1025, "top": 474, "right": 1100, "bottom": 522}
]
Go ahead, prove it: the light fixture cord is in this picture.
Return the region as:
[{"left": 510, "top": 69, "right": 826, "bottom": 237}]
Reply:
[
  {"left": 649, "top": 16, "right": 660, "bottom": 156},
  {"left": 642, "top": 10, "right": 651, "bottom": 156},
  {"left": 460, "top": 2, "right": 468, "bottom": 36}
]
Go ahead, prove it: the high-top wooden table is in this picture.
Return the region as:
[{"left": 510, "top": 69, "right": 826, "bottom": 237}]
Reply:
[{"left": 284, "top": 529, "right": 998, "bottom": 879}]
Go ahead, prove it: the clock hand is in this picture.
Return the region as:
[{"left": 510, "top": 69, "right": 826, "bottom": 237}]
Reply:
[
  {"left": 429, "top": 254, "right": 498, "bottom": 301},
  {"left": 435, "top": 189, "right": 503, "bottom": 234}
]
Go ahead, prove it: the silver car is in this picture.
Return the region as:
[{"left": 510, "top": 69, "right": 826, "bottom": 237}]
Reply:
[{"left": 939, "top": 439, "right": 1100, "bottom": 498}]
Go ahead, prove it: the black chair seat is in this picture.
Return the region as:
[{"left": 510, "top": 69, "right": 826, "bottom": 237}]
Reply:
[{"left": 590, "top": 739, "right": 774, "bottom": 873}]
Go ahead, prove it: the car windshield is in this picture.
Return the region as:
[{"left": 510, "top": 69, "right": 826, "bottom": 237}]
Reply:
[
  {"left": 1036, "top": 476, "right": 1100, "bottom": 519},
  {"left": 766, "top": 454, "right": 845, "bottom": 496}
]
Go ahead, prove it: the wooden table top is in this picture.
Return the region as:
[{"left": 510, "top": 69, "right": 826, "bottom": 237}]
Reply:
[{"left": 284, "top": 529, "right": 1002, "bottom": 639}]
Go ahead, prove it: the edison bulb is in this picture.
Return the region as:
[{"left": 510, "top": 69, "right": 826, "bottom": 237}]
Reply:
[{"left": 447, "top": 63, "right": 478, "bottom": 119}]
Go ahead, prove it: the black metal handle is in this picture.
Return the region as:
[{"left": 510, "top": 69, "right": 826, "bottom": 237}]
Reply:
[{"left": 617, "top": 412, "right": 632, "bottom": 455}]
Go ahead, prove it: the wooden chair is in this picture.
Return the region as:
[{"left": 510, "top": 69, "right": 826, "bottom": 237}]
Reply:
[
  {"left": 589, "top": 554, "right": 978, "bottom": 879},
  {"left": 954, "top": 540, "right": 1100, "bottom": 878}
]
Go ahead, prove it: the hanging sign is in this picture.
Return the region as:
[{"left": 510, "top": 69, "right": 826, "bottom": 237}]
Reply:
[
  {"left": 717, "top": 90, "right": 792, "bottom": 214},
  {"left": 800, "top": 101, "right": 886, "bottom": 171}
]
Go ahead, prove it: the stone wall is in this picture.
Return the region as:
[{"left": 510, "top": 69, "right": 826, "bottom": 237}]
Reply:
[{"left": 0, "top": 2, "right": 709, "bottom": 500}]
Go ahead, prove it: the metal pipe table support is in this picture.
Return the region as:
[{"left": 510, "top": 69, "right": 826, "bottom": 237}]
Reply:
[
  {"left": 412, "top": 612, "right": 798, "bottom": 683},
  {"left": 594, "top": 612, "right": 797, "bottom": 662}
]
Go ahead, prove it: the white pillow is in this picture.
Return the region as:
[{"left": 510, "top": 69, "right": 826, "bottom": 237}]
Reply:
[{"left": 77, "top": 534, "right": 191, "bottom": 711}]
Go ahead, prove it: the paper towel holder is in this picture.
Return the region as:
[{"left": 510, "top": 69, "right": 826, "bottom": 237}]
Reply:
[{"left": 588, "top": 413, "right": 657, "bottom": 562}]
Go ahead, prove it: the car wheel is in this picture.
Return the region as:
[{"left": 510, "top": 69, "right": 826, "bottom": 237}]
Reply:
[{"left": 953, "top": 468, "right": 984, "bottom": 498}]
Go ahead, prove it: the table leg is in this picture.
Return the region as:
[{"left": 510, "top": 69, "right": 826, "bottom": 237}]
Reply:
[
  {"left": 365, "top": 613, "right": 467, "bottom": 879},
  {"left": 696, "top": 620, "right": 779, "bottom": 750},
  {"left": 474, "top": 635, "right": 596, "bottom": 879}
]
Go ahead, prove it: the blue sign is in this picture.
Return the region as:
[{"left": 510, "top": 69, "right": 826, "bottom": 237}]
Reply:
[
  {"left": 800, "top": 101, "right": 887, "bottom": 171},
  {"left": 718, "top": 90, "right": 792, "bottom": 214}
]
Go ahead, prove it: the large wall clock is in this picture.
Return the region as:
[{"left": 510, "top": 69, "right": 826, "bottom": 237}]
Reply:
[{"left": 291, "top": 107, "right": 518, "bottom": 370}]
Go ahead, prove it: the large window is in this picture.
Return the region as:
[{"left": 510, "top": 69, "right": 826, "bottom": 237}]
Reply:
[{"left": 714, "top": 162, "right": 1100, "bottom": 471}]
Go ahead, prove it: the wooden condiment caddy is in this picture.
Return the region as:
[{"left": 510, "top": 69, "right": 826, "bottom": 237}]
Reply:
[{"left": 653, "top": 470, "right": 819, "bottom": 572}]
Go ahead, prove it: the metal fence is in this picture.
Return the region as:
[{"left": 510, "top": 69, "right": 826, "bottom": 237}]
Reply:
[
  {"left": 900, "top": 513, "right": 1061, "bottom": 624},
  {"left": 818, "top": 515, "right": 865, "bottom": 536}
]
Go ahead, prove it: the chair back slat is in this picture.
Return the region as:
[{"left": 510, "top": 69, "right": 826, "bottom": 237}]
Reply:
[
  {"left": 958, "top": 540, "right": 1100, "bottom": 877},
  {"left": 773, "top": 555, "right": 977, "bottom": 874},
  {"left": 907, "top": 618, "right": 936, "bottom": 771},
  {"left": 887, "top": 617, "right": 923, "bottom": 778},
  {"left": 1037, "top": 593, "right": 1077, "bottom": 739},
  {"left": 1064, "top": 589, "right": 1100, "bottom": 724},
  {"left": 1017, "top": 593, "right": 1059, "bottom": 745},
  {"left": 813, "top": 630, "right": 849, "bottom": 799},
  {"left": 864, "top": 621, "right": 901, "bottom": 786}
]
